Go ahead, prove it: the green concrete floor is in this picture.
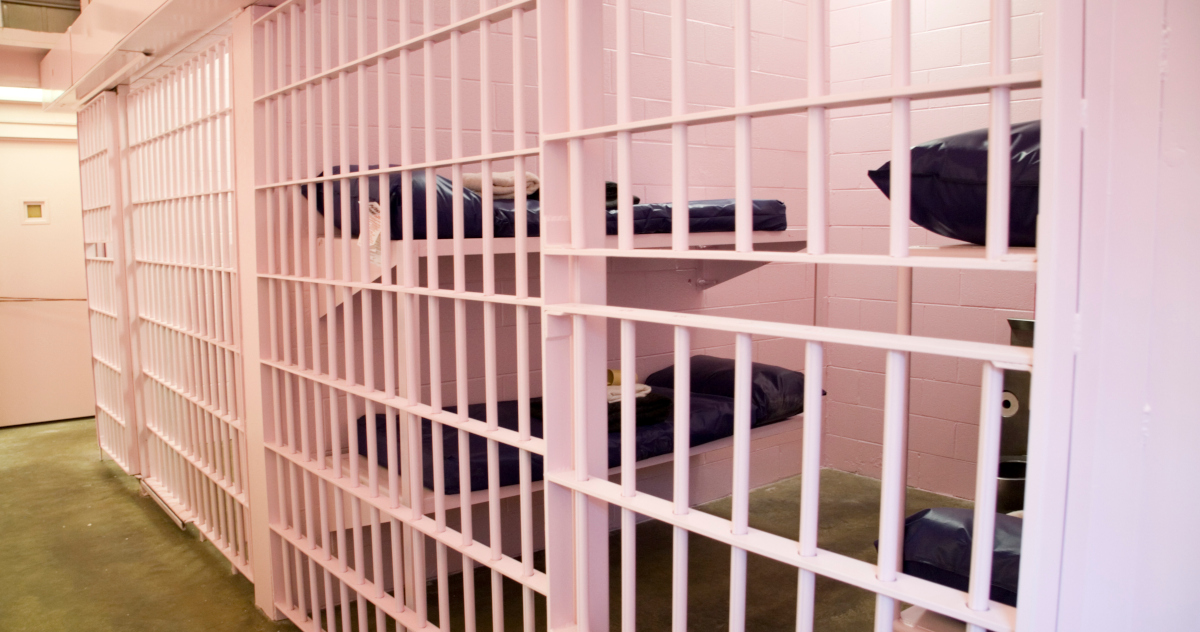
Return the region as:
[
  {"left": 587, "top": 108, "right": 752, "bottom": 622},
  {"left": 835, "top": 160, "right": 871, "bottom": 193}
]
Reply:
[
  {"left": 432, "top": 465, "right": 973, "bottom": 632},
  {"left": 0, "top": 418, "right": 299, "bottom": 632},
  {"left": 1, "top": 418, "right": 971, "bottom": 632}
]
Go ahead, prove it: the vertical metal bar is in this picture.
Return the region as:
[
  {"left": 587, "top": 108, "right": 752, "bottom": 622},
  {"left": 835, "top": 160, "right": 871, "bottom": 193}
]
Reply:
[
  {"left": 874, "top": 349, "right": 910, "bottom": 631},
  {"left": 897, "top": 267, "right": 913, "bottom": 337},
  {"left": 796, "top": 340, "right": 824, "bottom": 632},
  {"left": 890, "top": 0, "right": 912, "bottom": 259},
  {"left": 967, "top": 362, "right": 1005, "bottom": 632},
  {"left": 447, "top": 3, "right": 478, "bottom": 624},
  {"left": 672, "top": 325, "right": 690, "bottom": 632},
  {"left": 321, "top": 0, "right": 339, "bottom": 486},
  {"left": 512, "top": 6, "right": 529, "bottom": 300},
  {"left": 670, "top": 0, "right": 688, "bottom": 252},
  {"left": 107, "top": 88, "right": 142, "bottom": 475},
  {"left": 728, "top": 333, "right": 753, "bottom": 632},
  {"left": 517, "top": 306, "right": 533, "bottom": 632},
  {"left": 338, "top": 0, "right": 359, "bottom": 493},
  {"left": 1016, "top": 0, "right": 1084, "bottom": 624},
  {"left": 806, "top": 0, "right": 829, "bottom": 255},
  {"left": 302, "top": 0, "right": 322, "bottom": 477},
  {"left": 423, "top": 3, "right": 441, "bottom": 414},
  {"left": 480, "top": 13, "right": 503, "bottom": 625},
  {"left": 571, "top": 316, "right": 590, "bottom": 483},
  {"left": 987, "top": 0, "right": 1012, "bottom": 260},
  {"left": 615, "top": 0, "right": 633, "bottom": 251},
  {"left": 231, "top": 5, "right": 278, "bottom": 612},
  {"left": 354, "top": 0, "right": 375, "bottom": 506},
  {"left": 619, "top": 318, "right": 637, "bottom": 632},
  {"left": 547, "top": 2, "right": 611, "bottom": 629},
  {"left": 733, "top": 0, "right": 752, "bottom": 253},
  {"left": 421, "top": 7, "right": 448, "bottom": 629},
  {"left": 395, "top": 6, "right": 418, "bottom": 617}
]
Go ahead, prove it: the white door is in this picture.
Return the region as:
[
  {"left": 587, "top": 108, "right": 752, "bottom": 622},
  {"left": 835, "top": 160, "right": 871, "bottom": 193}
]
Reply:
[{"left": 0, "top": 100, "right": 93, "bottom": 427}]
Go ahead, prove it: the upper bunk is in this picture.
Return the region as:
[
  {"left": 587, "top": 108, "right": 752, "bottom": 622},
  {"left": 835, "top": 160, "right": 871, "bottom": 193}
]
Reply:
[
  {"left": 294, "top": 173, "right": 812, "bottom": 317},
  {"left": 308, "top": 224, "right": 808, "bottom": 318}
]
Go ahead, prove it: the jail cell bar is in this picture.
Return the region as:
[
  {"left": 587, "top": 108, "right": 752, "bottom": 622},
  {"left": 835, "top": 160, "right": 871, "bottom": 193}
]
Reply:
[
  {"left": 125, "top": 37, "right": 253, "bottom": 577},
  {"left": 240, "top": 0, "right": 545, "bottom": 629},
  {"left": 541, "top": 2, "right": 1032, "bottom": 632},
  {"left": 78, "top": 91, "right": 141, "bottom": 475}
]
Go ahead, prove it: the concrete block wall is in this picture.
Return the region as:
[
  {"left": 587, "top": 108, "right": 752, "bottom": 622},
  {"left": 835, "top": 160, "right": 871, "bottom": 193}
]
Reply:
[
  {"left": 819, "top": 0, "right": 1042, "bottom": 499},
  {"left": 402, "top": 0, "right": 817, "bottom": 400},
  {"left": 311, "top": 0, "right": 1047, "bottom": 500},
  {"left": 307, "top": 0, "right": 814, "bottom": 418},
  {"left": 594, "top": 0, "right": 815, "bottom": 391},
  {"left": 599, "top": 0, "right": 810, "bottom": 225}
]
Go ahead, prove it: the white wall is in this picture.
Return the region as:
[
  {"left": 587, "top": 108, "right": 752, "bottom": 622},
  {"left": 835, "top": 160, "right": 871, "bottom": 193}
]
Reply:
[{"left": 0, "top": 100, "right": 93, "bottom": 426}]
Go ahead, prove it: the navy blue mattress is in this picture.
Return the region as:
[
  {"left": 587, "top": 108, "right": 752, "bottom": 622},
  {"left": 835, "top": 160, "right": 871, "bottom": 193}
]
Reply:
[
  {"left": 303, "top": 168, "right": 789, "bottom": 240},
  {"left": 355, "top": 386, "right": 794, "bottom": 495},
  {"left": 894, "top": 508, "right": 1023, "bottom": 606}
]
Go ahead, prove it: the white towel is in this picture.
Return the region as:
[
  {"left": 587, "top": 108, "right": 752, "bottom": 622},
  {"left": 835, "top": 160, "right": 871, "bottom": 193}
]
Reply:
[
  {"left": 367, "top": 202, "right": 383, "bottom": 266},
  {"left": 462, "top": 170, "right": 540, "bottom": 200},
  {"left": 607, "top": 383, "right": 651, "bottom": 404}
]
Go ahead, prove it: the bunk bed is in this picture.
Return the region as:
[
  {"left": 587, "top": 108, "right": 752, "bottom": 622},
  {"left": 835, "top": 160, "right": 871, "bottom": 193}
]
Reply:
[
  {"left": 299, "top": 172, "right": 814, "bottom": 570},
  {"left": 354, "top": 355, "right": 810, "bottom": 495},
  {"left": 303, "top": 168, "right": 792, "bottom": 240}
]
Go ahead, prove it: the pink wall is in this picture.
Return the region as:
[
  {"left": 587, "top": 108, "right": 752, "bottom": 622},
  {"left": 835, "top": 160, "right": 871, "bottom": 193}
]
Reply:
[
  {"left": 0, "top": 104, "right": 94, "bottom": 427},
  {"left": 304, "top": 0, "right": 808, "bottom": 220},
  {"left": 599, "top": 0, "right": 809, "bottom": 224},
  {"left": 594, "top": 0, "right": 815, "bottom": 393},
  {"left": 306, "top": 0, "right": 1048, "bottom": 500},
  {"left": 321, "top": 0, "right": 816, "bottom": 405},
  {"left": 819, "top": 0, "right": 1042, "bottom": 499}
]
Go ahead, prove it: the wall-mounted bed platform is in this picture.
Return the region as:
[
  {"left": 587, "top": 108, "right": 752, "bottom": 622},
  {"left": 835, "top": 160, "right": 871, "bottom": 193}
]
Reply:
[{"left": 305, "top": 227, "right": 810, "bottom": 317}]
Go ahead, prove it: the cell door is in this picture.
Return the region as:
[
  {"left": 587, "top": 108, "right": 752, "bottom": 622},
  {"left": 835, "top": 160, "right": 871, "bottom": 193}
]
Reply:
[
  {"left": 239, "top": 1, "right": 1078, "bottom": 631},
  {"left": 124, "top": 34, "right": 253, "bottom": 576},
  {"left": 536, "top": 1, "right": 1071, "bottom": 632},
  {"left": 242, "top": 0, "right": 547, "bottom": 629},
  {"left": 77, "top": 91, "right": 141, "bottom": 475}
]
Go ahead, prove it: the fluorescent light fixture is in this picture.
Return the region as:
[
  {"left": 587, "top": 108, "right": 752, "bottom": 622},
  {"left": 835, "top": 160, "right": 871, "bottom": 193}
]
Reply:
[{"left": 0, "top": 87, "right": 45, "bottom": 103}]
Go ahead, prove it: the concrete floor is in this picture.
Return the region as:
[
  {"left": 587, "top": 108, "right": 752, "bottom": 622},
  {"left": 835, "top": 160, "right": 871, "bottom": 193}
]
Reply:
[
  {"left": 0, "top": 418, "right": 299, "bottom": 632},
  {"left": 1, "top": 418, "right": 971, "bottom": 632}
]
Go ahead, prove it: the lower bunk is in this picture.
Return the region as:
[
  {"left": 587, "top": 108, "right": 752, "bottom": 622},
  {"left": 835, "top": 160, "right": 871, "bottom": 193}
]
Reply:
[
  {"left": 320, "top": 412, "right": 805, "bottom": 583},
  {"left": 287, "top": 414, "right": 804, "bottom": 615},
  {"left": 342, "top": 356, "right": 813, "bottom": 578}
]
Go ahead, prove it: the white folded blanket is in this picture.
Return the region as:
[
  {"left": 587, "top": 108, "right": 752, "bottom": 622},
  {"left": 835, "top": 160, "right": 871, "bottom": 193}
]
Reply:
[
  {"left": 607, "top": 383, "right": 651, "bottom": 404},
  {"left": 462, "top": 170, "right": 540, "bottom": 200},
  {"left": 367, "top": 202, "right": 383, "bottom": 266}
]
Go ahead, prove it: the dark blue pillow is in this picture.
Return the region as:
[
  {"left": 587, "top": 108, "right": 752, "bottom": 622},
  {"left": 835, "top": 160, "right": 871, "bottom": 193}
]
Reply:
[
  {"left": 897, "top": 507, "right": 1022, "bottom": 607},
  {"left": 868, "top": 120, "right": 1040, "bottom": 247},
  {"left": 644, "top": 355, "right": 805, "bottom": 426}
]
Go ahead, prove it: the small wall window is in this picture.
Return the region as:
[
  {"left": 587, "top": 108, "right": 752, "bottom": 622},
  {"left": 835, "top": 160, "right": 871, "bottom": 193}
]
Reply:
[{"left": 22, "top": 201, "right": 48, "bottom": 225}]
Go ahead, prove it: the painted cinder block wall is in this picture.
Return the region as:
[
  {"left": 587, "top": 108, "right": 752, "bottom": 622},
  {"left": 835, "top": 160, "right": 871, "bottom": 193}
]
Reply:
[
  {"left": 819, "top": 0, "right": 1042, "bottom": 499},
  {"left": 314, "top": 0, "right": 1040, "bottom": 500},
  {"left": 364, "top": 0, "right": 815, "bottom": 406},
  {"left": 303, "top": 0, "right": 812, "bottom": 467},
  {"left": 598, "top": 0, "right": 814, "bottom": 386}
]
